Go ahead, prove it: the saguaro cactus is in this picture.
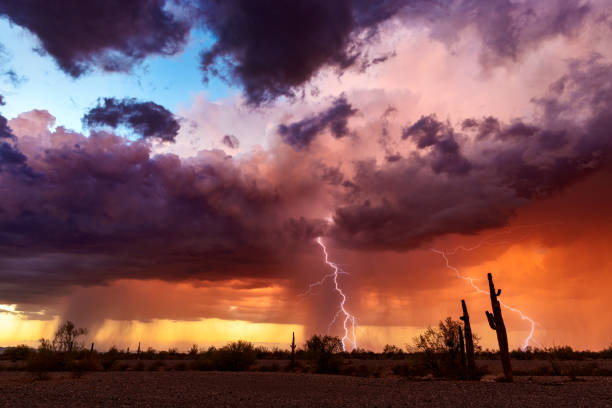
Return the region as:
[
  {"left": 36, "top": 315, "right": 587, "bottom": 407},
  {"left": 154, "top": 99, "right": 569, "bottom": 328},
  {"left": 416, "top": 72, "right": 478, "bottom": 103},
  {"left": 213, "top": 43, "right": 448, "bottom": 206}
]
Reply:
[
  {"left": 485, "top": 273, "right": 513, "bottom": 382},
  {"left": 460, "top": 299, "right": 476, "bottom": 379},
  {"left": 290, "top": 332, "right": 296, "bottom": 369},
  {"left": 457, "top": 326, "right": 466, "bottom": 375}
]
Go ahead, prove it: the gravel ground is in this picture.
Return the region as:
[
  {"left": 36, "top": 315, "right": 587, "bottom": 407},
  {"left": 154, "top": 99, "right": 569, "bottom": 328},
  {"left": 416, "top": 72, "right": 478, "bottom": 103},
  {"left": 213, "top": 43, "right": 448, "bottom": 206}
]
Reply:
[{"left": 1, "top": 372, "right": 611, "bottom": 408}]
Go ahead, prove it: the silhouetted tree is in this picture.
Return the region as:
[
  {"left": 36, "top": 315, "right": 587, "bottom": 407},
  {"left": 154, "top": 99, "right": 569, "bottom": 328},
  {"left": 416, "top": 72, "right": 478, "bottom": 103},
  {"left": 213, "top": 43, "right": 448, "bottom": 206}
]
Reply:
[
  {"left": 306, "top": 335, "right": 342, "bottom": 373},
  {"left": 53, "top": 321, "right": 87, "bottom": 353}
]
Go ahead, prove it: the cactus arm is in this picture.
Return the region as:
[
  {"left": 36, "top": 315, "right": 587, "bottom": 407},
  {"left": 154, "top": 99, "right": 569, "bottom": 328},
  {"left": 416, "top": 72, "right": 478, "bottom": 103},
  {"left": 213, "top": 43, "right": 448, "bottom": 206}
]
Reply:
[{"left": 486, "top": 310, "right": 497, "bottom": 330}]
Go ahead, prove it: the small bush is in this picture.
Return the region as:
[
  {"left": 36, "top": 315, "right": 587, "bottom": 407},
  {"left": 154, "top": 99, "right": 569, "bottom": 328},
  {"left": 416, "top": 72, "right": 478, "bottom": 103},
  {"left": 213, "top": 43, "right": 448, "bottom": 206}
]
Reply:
[
  {"left": 188, "top": 344, "right": 199, "bottom": 357},
  {"left": 306, "top": 335, "right": 342, "bottom": 374},
  {"left": 101, "top": 346, "right": 121, "bottom": 370},
  {"left": 212, "top": 341, "right": 257, "bottom": 371},
  {"left": 3, "top": 345, "right": 33, "bottom": 362},
  {"left": 27, "top": 340, "right": 60, "bottom": 380},
  {"left": 382, "top": 344, "right": 405, "bottom": 360},
  {"left": 68, "top": 355, "right": 102, "bottom": 377}
]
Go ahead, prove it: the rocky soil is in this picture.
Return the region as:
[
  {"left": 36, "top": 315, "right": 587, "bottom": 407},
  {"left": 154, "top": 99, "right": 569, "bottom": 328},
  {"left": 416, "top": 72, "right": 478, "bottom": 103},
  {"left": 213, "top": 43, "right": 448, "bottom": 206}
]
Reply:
[{"left": 1, "top": 371, "right": 611, "bottom": 407}]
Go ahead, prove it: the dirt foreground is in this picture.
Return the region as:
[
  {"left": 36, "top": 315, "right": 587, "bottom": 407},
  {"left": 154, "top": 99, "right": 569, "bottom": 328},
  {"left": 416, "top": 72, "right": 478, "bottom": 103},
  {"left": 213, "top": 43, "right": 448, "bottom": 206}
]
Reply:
[{"left": 1, "top": 371, "right": 611, "bottom": 407}]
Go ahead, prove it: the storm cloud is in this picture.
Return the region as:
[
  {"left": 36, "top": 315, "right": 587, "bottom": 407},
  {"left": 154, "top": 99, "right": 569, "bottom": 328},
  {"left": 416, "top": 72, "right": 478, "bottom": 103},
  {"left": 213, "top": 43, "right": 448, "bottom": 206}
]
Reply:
[
  {"left": 0, "top": 0, "right": 191, "bottom": 76},
  {"left": 198, "top": 0, "right": 407, "bottom": 104},
  {"left": 329, "top": 57, "right": 612, "bottom": 249},
  {"left": 83, "top": 98, "right": 180, "bottom": 142},
  {"left": 0, "top": 0, "right": 594, "bottom": 105},
  {"left": 278, "top": 96, "right": 358, "bottom": 150},
  {"left": 1, "top": 55, "right": 611, "bottom": 301}
]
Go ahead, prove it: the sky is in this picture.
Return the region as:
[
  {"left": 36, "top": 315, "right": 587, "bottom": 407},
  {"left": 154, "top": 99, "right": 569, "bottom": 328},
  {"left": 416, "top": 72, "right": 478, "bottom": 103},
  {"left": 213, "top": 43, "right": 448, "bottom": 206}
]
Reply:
[{"left": 0, "top": 0, "right": 611, "bottom": 352}]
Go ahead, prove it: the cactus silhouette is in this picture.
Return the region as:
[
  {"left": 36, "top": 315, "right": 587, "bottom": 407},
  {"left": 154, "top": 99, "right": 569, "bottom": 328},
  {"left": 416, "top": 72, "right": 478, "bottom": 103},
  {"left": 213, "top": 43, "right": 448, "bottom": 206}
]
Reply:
[
  {"left": 485, "top": 273, "right": 513, "bottom": 381},
  {"left": 460, "top": 299, "right": 476, "bottom": 379},
  {"left": 458, "top": 325, "right": 466, "bottom": 376},
  {"left": 290, "top": 332, "right": 296, "bottom": 369}
]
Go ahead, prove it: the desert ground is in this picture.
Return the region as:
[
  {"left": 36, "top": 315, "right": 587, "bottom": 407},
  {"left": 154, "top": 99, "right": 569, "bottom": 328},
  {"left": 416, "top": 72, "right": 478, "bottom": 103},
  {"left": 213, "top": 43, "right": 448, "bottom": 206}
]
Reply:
[{"left": 1, "top": 360, "right": 611, "bottom": 407}]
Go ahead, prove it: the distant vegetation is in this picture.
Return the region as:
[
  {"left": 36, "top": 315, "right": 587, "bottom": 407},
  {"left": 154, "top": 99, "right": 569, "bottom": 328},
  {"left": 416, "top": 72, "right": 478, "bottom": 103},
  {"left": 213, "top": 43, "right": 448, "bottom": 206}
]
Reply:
[{"left": 2, "top": 319, "right": 612, "bottom": 380}]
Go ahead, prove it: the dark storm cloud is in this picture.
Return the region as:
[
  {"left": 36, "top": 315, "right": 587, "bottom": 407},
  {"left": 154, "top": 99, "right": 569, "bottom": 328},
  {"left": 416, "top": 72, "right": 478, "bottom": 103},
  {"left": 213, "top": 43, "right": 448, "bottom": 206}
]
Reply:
[
  {"left": 0, "top": 0, "right": 191, "bottom": 76},
  {"left": 278, "top": 96, "right": 358, "bottom": 150},
  {"left": 83, "top": 98, "right": 180, "bottom": 142},
  {"left": 0, "top": 113, "right": 29, "bottom": 169},
  {"left": 198, "top": 0, "right": 407, "bottom": 104},
  {"left": 221, "top": 134, "right": 239, "bottom": 149},
  {"left": 1, "top": 57, "right": 610, "bottom": 296},
  {"left": 328, "top": 57, "right": 612, "bottom": 249},
  {"left": 403, "top": 115, "right": 472, "bottom": 175},
  {"left": 0, "top": 120, "right": 329, "bottom": 301},
  {"left": 0, "top": 113, "right": 11, "bottom": 139},
  {"left": 0, "top": 142, "right": 26, "bottom": 165},
  {"left": 0, "top": 0, "right": 592, "bottom": 105}
]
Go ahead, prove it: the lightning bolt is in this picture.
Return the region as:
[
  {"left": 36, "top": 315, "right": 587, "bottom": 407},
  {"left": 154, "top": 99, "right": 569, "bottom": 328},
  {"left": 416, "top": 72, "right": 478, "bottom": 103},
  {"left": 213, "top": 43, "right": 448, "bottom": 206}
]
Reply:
[
  {"left": 303, "top": 237, "right": 358, "bottom": 351},
  {"left": 431, "top": 230, "right": 543, "bottom": 350}
]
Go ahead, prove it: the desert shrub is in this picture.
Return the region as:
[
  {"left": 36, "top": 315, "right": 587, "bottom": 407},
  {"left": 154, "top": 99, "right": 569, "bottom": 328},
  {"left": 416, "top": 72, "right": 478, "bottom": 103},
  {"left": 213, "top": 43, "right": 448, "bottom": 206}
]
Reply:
[
  {"left": 3, "top": 345, "right": 33, "bottom": 362},
  {"left": 306, "top": 335, "right": 342, "bottom": 374},
  {"left": 101, "top": 346, "right": 121, "bottom": 370},
  {"left": 254, "top": 345, "right": 270, "bottom": 359},
  {"left": 547, "top": 345, "right": 580, "bottom": 360},
  {"left": 601, "top": 344, "right": 612, "bottom": 359},
  {"left": 411, "top": 317, "right": 482, "bottom": 379},
  {"left": 211, "top": 340, "right": 257, "bottom": 371},
  {"left": 140, "top": 347, "right": 157, "bottom": 359},
  {"left": 382, "top": 344, "right": 404, "bottom": 359},
  {"left": 27, "top": 339, "right": 61, "bottom": 380},
  {"left": 349, "top": 348, "right": 377, "bottom": 359},
  {"left": 188, "top": 344, "right": 199, "bottom": 357}
]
